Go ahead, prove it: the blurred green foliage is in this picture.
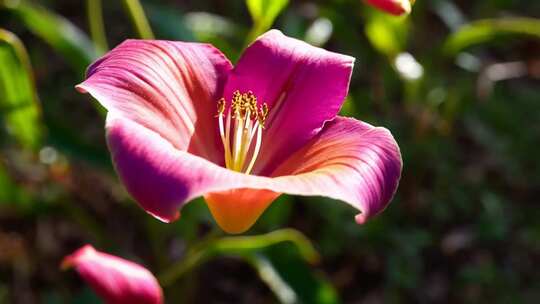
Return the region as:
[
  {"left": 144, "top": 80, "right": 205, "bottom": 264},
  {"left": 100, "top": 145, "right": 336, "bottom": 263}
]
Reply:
[
  {"left": 246, "top": 0, "right": 289, "bottom": 42},
  {"left": 444, "top": 17, "right": 540, "bottom": 54},
  {"left": 3, "top": 0, "right": 97, "bottom": 73},
  {"left": 0, "top": 28, "right": 41, "bottom": 149},
  {"left": 365, "top": 9, "right": 409, "bottom": 57},
  {"left": 1, "top": 0, "right": 540, "bottom": 303}
]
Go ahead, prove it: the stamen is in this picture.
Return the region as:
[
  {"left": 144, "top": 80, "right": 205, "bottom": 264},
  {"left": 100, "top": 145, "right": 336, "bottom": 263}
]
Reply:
[
  {"left": 215, "top": 90, "right": 269, "bottom": 174},
  {"left": 232, "top": 111, "right": 245, "bottom": 170},
  {"left": 217, "top": 98, "right": 231, "bottom": 168},
  {"left": 244, "top": 125, "right": 263, "bottom": 174}
]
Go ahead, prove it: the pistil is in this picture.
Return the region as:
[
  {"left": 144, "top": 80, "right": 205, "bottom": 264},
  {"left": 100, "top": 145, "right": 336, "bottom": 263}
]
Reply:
[{"left": 217, "top": 90, "right": 268, "bottom": 174}]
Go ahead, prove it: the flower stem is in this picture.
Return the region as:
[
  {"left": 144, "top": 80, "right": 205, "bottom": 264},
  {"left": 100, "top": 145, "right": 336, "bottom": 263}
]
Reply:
[
  {"left": 86, "top": 0, "right": 108, "bottom": 53},
  {"left": 121, "top": 0, "right": 155, "bottom": 39},
  {"left": 158, "top": 229, "right": 319, "bottom": 287}
]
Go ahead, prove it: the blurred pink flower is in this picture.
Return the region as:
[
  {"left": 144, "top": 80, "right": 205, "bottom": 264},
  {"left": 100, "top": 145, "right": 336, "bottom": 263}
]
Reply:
[
  {"left": 62, "top": 245, "right": 163, "bottom": 304},
  {"left": 76, "top": 29, "right": 402, "bottom": 233},
  {"left": 365, "top": 0, "right": 414, "bottom": 15}
]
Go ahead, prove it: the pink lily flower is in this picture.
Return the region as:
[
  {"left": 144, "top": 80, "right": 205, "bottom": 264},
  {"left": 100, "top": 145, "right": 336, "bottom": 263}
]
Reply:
[
  {"left": 76, "top": 30, "right": 402, "bottom": 233},
  {"left": 62, "top": 245, "right": 163, "bottom": 304},
  {"left": 364, "top": 0, "right": 414, "bottom": 15}
]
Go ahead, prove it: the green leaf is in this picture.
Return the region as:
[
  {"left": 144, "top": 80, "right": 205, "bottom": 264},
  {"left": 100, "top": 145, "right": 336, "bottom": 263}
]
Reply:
[
  {"left": 246, "top": 0, "right": 288, "bottom": 42},
  {"left": 2, "top": 0, "right": 97, "bottom": 74},
  {"left": 365, "top": 9, "right": 409, "bottom": 57},
  {"left": 0, "top": 29, "right": 42, "bottom": 149},
  {"left": 249, "top": 245, "right": 340, "bottom": 304},
  {"left": 444, "top": 17, "right": 540, "bottom": 55},
  {"left": 158, "top": 229, "right": 339, "bottom": 303}
]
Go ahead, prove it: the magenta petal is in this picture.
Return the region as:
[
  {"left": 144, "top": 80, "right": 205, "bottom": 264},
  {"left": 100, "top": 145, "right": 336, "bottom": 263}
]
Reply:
[
  {"left": 272, "top": 117, "right": 402, "bottom": 223},
  {"left": 224, "top": 30, "right": 355, "bottom": 175},
  {"left": 107, "top": 115, "right": 401, "bottom": 226},
  {"left": 62, "top": 245, "right": 163, "bottom": 304},
  {"left": 77, "top": 39, "right": 232, "bottom": 162}
]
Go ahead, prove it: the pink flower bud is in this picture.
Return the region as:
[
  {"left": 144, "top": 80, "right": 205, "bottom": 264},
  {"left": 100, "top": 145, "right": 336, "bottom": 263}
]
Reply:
[
  {"left": 365, "top": 0, "right": 414, "bottom": 15},
  {"left": 62, "top": 245, "right": 163, "bottom": 304}
]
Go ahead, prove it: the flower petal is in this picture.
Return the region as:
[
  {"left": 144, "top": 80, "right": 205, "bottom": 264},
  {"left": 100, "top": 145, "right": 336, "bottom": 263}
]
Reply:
[
  {"left": 62, "top": 245, "right": 163, "bottom": 304},
  {"left": 223, "top": 30, "right": 355, "bottom": 175},
  {"left": 364, "top": 0, "right": 412, "bottom": 16},
  {"left": 106, "top": 115, "right": 401, "bottom": 229},
  {"left": 76, "top": 39, "right": 232, "bottom": 162},
  {"left": 272, "top": 116, "right": 402, "bottom": 224}
]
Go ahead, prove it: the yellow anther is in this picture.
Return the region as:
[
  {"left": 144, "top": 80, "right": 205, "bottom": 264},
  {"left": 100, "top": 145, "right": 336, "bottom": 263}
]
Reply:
[
  {"left": 216, "top": 90, "right": 270, "bottom": 174},
  {"left": 231, "top": 92, "right": 242, "bottom": 116},
  {"left": 247, "top": 92, "right": 258, "bottom": 118},
  {"left": 216, "top": 98, "right": 225, "bottom": 116},
  {"left": 258, "top": 103, "right": 269, "bottom": 127}
]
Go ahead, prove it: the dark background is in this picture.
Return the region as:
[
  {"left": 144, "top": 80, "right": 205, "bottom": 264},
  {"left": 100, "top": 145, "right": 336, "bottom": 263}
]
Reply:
[{"left": 1, "top": 0, "right": 540, "bottom": 303}]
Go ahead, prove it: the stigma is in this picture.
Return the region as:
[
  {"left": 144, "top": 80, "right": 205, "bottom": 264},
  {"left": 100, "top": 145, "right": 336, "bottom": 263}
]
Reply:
[{"left": 216, "top": 90, "right": 269, "bottom": 174}]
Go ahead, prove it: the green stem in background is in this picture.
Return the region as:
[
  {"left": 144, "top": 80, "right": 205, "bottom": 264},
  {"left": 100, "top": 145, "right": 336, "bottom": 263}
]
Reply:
[
  {"left": 0, "top": 28, "right": 39, "bottom": 104},
  {"left": 158, "top": 228, "right": 319, "bottom": 287},
  {"left": 121, "top": 0, "right": 155, "bottom": 39},
  {"left": 246, "top": 254, "right": 297, "bottom": 304},
  {"left": 86, "top": 0, "right": 108, "bottom": 53}
]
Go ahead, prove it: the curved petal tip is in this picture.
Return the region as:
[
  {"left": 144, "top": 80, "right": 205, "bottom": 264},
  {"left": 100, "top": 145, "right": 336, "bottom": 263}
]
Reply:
[
  {"left": 147, "top": 210, "right": 181, "bottom": 223},
  {"left": 61, "top": 244, "right": 94, "bottom": 270},
  {"left": 355, "top": 213, "right": 368, "bottom": 225},
  {"left": 74, "top": 83, "right": 87, "bottom": 94}
]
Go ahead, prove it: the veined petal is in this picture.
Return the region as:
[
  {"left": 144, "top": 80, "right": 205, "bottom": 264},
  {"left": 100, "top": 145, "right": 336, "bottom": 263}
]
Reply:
[
  {"left": 272, "top": 117, "right": 402, "bottom": 224},
  {"left": 62, "top": 245, "right": 163, "bottom": 304},
  {"left": 76, "top": 39, "right": 232, "bottom": 162},
  {"left": 107, "top": 115, "right": 401, "bottom": 230},
  {"left": 223, "top": 30, "right": 355, "bottom": 175},
  {"left": 364, "top": 0, "right": 412, "bottom": 16}
]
